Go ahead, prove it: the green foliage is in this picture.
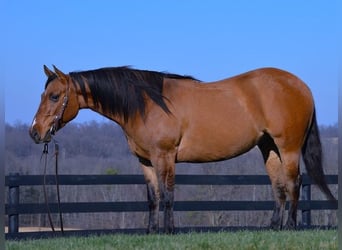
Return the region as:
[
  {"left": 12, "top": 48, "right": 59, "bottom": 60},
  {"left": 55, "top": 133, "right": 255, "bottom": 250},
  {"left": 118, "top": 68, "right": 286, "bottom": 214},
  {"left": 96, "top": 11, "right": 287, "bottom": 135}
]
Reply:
[
  {"left": 105, "top": 168, "right": 119, "bottom": 175},
  {"left": 6, "top": 230, "right": 337, "bottom": 250}
]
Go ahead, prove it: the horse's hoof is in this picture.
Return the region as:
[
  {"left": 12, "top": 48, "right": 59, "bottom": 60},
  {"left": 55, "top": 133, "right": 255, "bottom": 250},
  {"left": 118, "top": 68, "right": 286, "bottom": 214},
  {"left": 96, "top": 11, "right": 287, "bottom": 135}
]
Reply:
[
  {"left": 283, "top": 222, "right": 296, "bottom": 230},
  {"left": 270, "top": 222, "right": 282, "bottom": 231},
  {"left": 147, "top": 227, "right": 159, "bottom": 234},
  {"left": 164, "top": 227, "right": 175, "bottom": 234}
]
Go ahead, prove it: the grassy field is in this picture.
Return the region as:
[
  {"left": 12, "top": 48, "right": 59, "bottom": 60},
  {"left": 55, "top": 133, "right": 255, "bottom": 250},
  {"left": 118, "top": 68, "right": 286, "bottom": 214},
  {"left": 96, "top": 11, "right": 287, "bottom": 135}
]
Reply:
[{"left": 6, "top": 230, "right": 337, "bottom": 250}]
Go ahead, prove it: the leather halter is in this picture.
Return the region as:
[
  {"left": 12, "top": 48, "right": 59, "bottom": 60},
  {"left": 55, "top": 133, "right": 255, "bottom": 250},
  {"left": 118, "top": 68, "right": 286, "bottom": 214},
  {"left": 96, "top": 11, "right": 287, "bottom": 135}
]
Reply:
[{"left": 50, "top": 83, "right": 69, "bottom": 135}]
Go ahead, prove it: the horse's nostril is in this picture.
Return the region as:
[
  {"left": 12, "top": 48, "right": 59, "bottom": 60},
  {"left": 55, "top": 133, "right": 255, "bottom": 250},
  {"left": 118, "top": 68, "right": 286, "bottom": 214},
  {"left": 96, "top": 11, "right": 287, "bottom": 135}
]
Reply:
[{"left": 29, "top": 128, "right": 41, "bottom": 144}]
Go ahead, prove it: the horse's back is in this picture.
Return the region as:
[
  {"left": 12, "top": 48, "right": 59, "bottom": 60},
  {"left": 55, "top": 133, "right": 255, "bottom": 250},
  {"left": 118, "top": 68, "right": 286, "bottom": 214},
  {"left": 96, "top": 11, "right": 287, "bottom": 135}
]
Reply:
[
  {"left": 202, "top": 67, "right": 315, "bottom": 133},
  {"left": 166, "top": 68, "right": 314, "bottom": 162}
]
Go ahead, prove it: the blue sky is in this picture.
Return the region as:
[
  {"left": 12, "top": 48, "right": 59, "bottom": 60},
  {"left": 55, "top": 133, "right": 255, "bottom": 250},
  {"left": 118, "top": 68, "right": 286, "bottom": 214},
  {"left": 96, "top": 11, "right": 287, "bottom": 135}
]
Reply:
[{"left": 2, "top": 1, "right": 339, "bottom": 125}]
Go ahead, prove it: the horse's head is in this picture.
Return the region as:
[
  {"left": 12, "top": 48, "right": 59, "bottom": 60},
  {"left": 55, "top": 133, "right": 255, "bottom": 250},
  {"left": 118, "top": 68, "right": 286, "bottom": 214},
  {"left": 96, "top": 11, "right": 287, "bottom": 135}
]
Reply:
[{"left": 29, "top": 65, "right": 79, "bottom": 143}]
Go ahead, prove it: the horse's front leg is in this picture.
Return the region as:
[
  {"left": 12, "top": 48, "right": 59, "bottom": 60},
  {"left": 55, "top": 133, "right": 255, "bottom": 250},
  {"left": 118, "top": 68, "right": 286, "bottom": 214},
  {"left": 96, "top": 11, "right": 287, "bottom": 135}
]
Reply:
[
  {"left": 163, "top": 174, "right": 175, "bottom": 234},
  {"left": 140, "top": 162, "right": 160, "bottom": 234},
  {"left": 151, "top": 152, "right": 176, "bottom": 234}
]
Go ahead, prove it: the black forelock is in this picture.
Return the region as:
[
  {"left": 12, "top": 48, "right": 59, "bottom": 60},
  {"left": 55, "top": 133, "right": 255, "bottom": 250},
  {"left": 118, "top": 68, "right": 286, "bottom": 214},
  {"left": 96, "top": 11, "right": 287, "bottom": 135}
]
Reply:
[{"left": 44, "top": 74, "right": 57, "bottom": 89}]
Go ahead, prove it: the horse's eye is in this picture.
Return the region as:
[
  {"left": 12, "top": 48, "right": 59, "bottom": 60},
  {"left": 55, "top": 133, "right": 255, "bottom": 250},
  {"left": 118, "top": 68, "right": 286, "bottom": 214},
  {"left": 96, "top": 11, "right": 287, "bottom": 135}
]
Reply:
[{"left": 50, "top": 94, "right": 60, "bottom": 102}]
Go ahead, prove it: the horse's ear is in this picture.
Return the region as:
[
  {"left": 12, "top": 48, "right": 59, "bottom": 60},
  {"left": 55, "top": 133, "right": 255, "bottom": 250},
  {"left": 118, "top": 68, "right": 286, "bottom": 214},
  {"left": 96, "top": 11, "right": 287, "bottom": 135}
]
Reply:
[
  {"left": 43, "top": 65, "right": 55, "bottom": 77},
  {"left": 53, "top": 65, "right": 68, "bottom": 83}
]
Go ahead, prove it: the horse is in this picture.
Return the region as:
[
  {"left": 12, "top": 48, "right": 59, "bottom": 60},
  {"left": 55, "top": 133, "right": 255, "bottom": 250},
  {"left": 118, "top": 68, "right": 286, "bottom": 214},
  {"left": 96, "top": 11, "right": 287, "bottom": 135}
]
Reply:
[{"left": 29, "top": 65, "right": 336, "bottom": 233}]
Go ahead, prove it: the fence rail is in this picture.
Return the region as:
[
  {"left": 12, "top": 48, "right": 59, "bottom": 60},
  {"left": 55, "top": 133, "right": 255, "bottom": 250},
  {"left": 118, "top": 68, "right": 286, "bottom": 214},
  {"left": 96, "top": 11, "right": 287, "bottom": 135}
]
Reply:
[{"left": 5, "top": 173, "right": 337, "bottom": 239}]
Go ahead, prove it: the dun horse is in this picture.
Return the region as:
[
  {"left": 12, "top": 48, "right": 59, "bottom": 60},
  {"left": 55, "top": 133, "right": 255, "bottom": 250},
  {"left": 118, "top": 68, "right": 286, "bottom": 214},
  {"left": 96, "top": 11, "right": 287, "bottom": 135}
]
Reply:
[{"left": 30, "top": 65, "right": 335, "bottom": 233}]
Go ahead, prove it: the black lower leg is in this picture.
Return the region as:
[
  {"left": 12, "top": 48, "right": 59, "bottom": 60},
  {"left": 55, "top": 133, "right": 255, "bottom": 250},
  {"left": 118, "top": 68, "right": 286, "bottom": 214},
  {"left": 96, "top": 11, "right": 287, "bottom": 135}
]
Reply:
[
  {"left": 163, "top": 190, "right": 174, "bottom": 234},
  {"left": 284, "top": 175, "right": 302, "bottom": 230},
  {"left": 270, "top": 202, "right": 284, "bottom": 230},
  {"left": 284, "top": 203, "right": 297, "bottom": 230},
  {"left": 270, "top": 189, "right": 286, "bottom": 230},
  {"left": 146, "top": 183, "right": 159, "bottom": 233}
]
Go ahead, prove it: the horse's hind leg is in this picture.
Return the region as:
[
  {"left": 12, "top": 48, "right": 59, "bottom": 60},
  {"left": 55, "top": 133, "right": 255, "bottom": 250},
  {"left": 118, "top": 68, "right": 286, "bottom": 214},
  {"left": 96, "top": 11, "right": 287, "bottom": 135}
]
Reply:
[
  {"left": 281, "top": 151, "right": 301, "bottom": 230},
  {"left": 266, "top": 154, "right": 287, "bottom": 230},
  {"left": 259, "top": 133, "right": 302, "bottom": 230},
  {"left": 258, "top": 134, "right": 286, "bottom": 230}
]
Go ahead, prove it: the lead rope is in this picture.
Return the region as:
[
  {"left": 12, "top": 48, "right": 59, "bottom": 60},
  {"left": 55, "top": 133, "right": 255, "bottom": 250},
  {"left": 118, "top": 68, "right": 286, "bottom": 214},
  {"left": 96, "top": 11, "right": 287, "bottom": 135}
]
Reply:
[
  {"left": 41, "top": 142, "right": 64, "bottom": 234},
  {"left": 53, "top": 140, "right": 64, "bottom": 234}
]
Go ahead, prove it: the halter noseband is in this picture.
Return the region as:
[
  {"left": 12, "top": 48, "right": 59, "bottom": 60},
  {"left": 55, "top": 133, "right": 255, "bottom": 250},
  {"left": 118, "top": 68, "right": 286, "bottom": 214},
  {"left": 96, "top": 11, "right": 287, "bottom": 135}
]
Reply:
[{"left": 50, "top": 84, "right": 69, "bottom": 135}]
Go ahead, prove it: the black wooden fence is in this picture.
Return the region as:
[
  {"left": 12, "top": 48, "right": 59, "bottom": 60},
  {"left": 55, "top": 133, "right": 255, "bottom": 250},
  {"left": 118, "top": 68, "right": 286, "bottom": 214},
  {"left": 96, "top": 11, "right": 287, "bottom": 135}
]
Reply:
[{"left": 5, "top": 173, "right": 337, "bottom": 239}]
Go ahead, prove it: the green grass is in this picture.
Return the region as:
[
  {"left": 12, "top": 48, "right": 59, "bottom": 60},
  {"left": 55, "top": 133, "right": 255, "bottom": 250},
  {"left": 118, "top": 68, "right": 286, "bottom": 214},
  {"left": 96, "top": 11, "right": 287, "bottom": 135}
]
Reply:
[{"left": 6, "top": 230, "right": 337, "bottom": 250}]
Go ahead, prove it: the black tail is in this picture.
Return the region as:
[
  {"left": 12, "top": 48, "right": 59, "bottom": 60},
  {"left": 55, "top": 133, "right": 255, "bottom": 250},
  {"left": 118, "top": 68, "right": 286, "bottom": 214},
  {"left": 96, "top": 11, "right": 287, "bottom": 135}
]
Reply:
[{"left": 301, "top": 110, "right": 336, "bottom": 201}]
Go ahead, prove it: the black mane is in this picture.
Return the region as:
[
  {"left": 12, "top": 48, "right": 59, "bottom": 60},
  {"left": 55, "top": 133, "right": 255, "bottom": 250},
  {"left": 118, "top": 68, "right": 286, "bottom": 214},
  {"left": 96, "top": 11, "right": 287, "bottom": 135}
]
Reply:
[{"left": 69, "top": 66, "right": 197, "bottom": 121}]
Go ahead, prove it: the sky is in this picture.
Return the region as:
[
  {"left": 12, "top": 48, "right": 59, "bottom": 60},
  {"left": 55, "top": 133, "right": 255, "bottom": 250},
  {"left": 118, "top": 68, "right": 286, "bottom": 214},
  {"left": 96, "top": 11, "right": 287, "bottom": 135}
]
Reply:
[{"left": 2, "top": 1, "right": 339, "bottom": 126}]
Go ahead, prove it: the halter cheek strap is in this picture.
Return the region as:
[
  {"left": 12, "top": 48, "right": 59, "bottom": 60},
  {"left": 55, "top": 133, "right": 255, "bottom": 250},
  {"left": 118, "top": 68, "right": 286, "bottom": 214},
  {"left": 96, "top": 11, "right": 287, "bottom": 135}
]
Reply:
[
  {"left": 51, "top": 96, "right": 68, "bottom": 134},
  {"left": 51, "top": 84, "right": 70, "bottom": 135}
]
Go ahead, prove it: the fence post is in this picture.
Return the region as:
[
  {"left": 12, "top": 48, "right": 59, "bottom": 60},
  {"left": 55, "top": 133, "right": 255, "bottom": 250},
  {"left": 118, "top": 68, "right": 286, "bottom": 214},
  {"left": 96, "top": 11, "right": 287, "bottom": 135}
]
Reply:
[
  {"left": 8, "top": 173, "right": 20, "bottom": 233},
  {"left": 301, "top": 178, "right": 311, "bottom": 227}
]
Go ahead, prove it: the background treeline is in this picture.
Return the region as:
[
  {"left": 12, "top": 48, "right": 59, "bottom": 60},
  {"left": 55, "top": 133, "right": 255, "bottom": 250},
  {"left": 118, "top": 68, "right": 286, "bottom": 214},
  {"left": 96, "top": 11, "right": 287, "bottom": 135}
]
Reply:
[{"left": 5, "top": 122, "right": 338, "bottom": 230}]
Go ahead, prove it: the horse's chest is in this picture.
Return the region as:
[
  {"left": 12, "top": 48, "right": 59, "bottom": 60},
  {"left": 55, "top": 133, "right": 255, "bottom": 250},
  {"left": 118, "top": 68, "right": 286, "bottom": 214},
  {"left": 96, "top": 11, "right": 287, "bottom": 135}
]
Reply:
[{"left": 126, "top": 136, "right": 150, "bottom": 159}]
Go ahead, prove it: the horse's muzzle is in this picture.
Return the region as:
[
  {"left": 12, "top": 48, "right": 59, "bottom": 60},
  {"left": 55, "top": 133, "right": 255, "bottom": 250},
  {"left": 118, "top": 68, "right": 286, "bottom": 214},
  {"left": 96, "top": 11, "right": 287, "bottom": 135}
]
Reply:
[{"left": 29, "top": 127, "right": 52, "bottom": 144}]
